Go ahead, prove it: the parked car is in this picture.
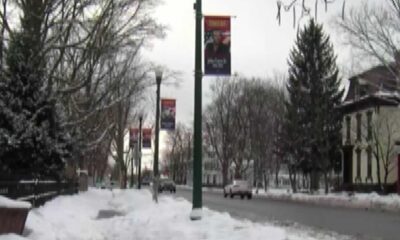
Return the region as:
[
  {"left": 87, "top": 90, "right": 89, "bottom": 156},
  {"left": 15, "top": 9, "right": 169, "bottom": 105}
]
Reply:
[
  {"left": 158, "top": 179, "right": 176, "bottom": 193},
  {"left": 141, "top": 178, "right": 151, "bottom": 186},
  {"left": 224, "top": 180, "right": 252, "bottom": 199}
]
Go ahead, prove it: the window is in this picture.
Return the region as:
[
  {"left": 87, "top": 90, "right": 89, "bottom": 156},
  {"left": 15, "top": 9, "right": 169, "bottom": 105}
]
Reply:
[
  {"left": 367, "top": 111, "right": 372, "bottom": 141},
  {"left": 356, "top": 113, "right": 362, "bottom": 142},
  {"left": 354, "top": 82, "right": 360, "bottom": 99},
  {"left": 360, "top": 84, "right": 368, "bottom": 97},
  {"left": 345, "top": 116, "right": 351, "bottom": 143}
]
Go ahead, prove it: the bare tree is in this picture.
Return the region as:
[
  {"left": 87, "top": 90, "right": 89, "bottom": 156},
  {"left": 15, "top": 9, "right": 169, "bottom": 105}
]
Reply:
[
  {"left": 240, "top": 78, "right": 286, "bottom": 190},
  {"left": 0, "top": 0, "right": 166, "bottom": 184},
  {"left": 335, "top": 0, "right": 400, "bottom": 80},
  {"left": 163, "top": 123, "right": 192, "bottom": 184},
  {"left": 204, "top": 79, "right": 238, "bottom": 187},
  {"left": 276, "top": 0, "right": 346, "bottom": 27},
  {"left": 370, "top": 109, "right": 400, "bottom": 189},
  {"left": 0, "top": 0, "right": 7, "bottom": 68},
  {"left": 205, "top": 76, "right": 286, "bottom": 188}
]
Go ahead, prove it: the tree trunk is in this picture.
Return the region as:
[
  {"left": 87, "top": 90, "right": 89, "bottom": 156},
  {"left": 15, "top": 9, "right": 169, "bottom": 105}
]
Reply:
[
  {"left": 253, "top": 159, "right": 258, "bottom": 187},
  {"left": 384, "top": 170, "right": 389, "bottom": 187},
  {"left": 0, "top": 0, "right": 7, "bottom": 68},
  {"left": 263, "top": 171, "right": 268, "bottom": 192},
  {"left": 310, "top": 169, "right": 319, "bottom": 192},
  {"left": 116, "top": 101, "right": 126, "bottom": 189},
  {"left": 234, "top": 164, "right": 241, "bottom": 179},
  {"left": 120, "top": 166, "right": 127, "bottom": 189},
  {"left": 324, "top": 172, "right": 329, "bottom": 194},
  {"left": 222, "top": 163, "right": 228, "bottom": 187},
  {"left": 375, "top": 154, "right": 382, "bottom": 192},
  {"left": 288, "top": 167, "right": 297, "bottom": 193}
]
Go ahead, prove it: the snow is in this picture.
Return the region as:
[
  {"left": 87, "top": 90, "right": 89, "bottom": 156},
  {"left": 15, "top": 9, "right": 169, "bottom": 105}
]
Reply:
[
  {"left": 0, "top": 196, "right": 31, "bottom": 209},
  {"left": 0, "top": 188, "right": 350, "bottom": 240},
  {"left": 189, "top": 208, "right": 202, "bottom": 220},
  {"left": 0, "top": 235, "right": 26, "bottom": 240},
  {"left": 253, "top": 188, "right": 400, "bottom": 212},
  {"left": 180, "top": 185, "right": 400, "bottom": 212}
]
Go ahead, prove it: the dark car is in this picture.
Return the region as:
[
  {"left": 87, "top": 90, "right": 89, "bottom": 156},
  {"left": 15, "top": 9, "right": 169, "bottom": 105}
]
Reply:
[{"left": 158, "top": 179, "right": 176, "bottom": 193}]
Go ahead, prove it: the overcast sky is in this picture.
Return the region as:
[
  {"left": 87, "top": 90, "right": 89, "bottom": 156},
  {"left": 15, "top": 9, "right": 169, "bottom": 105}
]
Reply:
[
  {"left": 142, "top": 0, "right": 374, "bottom": 128},
  {"left": 134, "top": 0, "right": 389, "bottom": 169}
]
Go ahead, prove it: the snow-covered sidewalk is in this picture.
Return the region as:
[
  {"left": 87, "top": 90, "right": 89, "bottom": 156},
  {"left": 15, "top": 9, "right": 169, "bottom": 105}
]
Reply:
[{"left": 0, "top": 188, "right": 352, "bottom": 240}]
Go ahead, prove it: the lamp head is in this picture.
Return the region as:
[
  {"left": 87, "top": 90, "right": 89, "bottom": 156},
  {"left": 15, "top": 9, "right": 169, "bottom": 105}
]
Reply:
[{"left": 155, "top": 69, "right": 163, "bottom": 84}]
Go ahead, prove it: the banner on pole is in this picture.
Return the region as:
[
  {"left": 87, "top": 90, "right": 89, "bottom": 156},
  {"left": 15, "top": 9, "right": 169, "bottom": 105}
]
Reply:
[
  {"left": 204, "top": 16, "right": 231, "bottom": 75},
  {"left": 161, "top": 99, "right": 176, "bottom": 130},
  {"left": 142, "top": 128, "right": 152, "bottom": 148},
  {"left": 129, "top": 128, "right": 139, "bottom": 148}
]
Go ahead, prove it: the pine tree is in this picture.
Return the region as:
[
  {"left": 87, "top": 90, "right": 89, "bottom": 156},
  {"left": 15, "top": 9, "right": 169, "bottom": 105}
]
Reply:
[
  {"left": 284, "top": 19, "right": 343, "bottom": 193},
  {"left": 0, "top": 1, "right": 72, "bottom": 179}
]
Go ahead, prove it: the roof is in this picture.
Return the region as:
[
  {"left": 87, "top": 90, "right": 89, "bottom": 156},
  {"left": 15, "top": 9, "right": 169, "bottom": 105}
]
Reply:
[
  {"left": 339, "top": 93, "right": 400, "bottom": 114},
  {"left": 340, "top": 64, "right": 400, "bottom": 112},
  {"left": 344, "top": 65, "right": 399, "bottom": 102}
]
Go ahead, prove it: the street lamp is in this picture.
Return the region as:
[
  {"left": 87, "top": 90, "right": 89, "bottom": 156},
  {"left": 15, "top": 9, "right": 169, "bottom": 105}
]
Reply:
[
  {"left": 190, "top": 0, "right": 203, "bottom": 220},
  {"left": 153, "top": 69, "right": 163, "bottom": 202}
]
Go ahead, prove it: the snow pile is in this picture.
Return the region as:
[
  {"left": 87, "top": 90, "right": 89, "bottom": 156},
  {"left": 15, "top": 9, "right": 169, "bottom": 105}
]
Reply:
[
  {"left": 254, "top": 188, "right": 400, "bottom": 212},
  {"left": 0, "top": 196, "right": 31, "bottom": 209},
  {"left": 352, "top": 192, "right": 400, "bottom": 211},
  {"left": 0, "top": 188, "right": 348, "bottom": 240}
]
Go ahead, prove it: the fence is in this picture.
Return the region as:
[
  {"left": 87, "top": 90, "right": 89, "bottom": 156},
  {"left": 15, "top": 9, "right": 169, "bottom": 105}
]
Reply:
[{"left": 0, "top": 179, "right": 78, "bottom": 207}]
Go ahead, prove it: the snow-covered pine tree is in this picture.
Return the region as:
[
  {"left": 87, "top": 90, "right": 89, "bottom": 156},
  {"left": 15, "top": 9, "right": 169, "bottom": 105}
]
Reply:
[
  {"left": 0, "top": 1, "right": 72, "bottom": 179},
  {"left": 285, "top": 19, "right": 343, "bottom": 193}
]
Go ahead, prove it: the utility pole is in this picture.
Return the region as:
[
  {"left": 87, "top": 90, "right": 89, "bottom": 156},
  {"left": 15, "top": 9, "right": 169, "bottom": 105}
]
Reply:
[
  {"left": 190, "top": 0, "right": 203, "bottom": 220},
  {"left": 138, "top": 115, "right": 143, "bottom": 189}
]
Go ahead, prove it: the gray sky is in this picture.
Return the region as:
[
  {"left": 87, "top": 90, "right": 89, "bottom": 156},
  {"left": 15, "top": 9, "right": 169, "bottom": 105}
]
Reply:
[{"left": 143, "top": 0, "right": 372, "bottom": 126}]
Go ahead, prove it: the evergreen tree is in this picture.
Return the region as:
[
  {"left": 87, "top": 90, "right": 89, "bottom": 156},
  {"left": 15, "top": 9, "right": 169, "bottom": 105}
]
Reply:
[
  {"left": 284, "top": 19, "right": 343, "bottom": 193},
  {"left": 0, "top": 1, "right": 72, "bottom": 179}
]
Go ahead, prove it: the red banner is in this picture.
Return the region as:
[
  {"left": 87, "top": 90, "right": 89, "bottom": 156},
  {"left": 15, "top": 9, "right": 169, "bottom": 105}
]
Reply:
[
  {"left": 204, "top": 16, "right": 231, "bottom": 75},
  {"left": 142, "top": 128, "right": 152, "bottom": 148},
  {"left": 161, "top": 99, "right": 176, "bottom": 130},
  {"left": 129, "top": 128, "right": 139, "bottom": 147}
]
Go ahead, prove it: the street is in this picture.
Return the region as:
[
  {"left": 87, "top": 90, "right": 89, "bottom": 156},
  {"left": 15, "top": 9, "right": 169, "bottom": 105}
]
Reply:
[{"left": 174, "top": 188, "right": 400, "bottom": 240}]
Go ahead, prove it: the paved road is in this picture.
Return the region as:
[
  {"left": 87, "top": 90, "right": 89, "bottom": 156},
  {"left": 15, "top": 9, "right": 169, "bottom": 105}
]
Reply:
[{"left": 174, "top": 188, "right": 400, "bottom": 240}]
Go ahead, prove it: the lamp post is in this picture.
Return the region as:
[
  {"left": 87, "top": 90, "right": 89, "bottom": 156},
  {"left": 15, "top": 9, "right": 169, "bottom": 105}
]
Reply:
[
  {"left": 138, "top": 115, "right": 143, "bottom": 189},
  {"left": 190, "top": 0, "right": 203, "bottom": 220},
  {"left": 153, "top": 69, "right": 162, "bottom": 202}
]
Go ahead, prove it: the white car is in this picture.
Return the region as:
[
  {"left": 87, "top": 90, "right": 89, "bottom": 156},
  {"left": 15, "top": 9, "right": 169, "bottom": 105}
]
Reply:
[{"left": 224, "top": 180, "right": 252, "bottom": 199}]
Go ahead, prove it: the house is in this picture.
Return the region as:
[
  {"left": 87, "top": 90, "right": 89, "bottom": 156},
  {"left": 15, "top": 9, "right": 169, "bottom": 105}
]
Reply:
[
  {"left": 339, "top": 64, "right": 400, "bottom": 193},
  {"left": 202, "top": 145, "right": 224, "bottom": 187}
]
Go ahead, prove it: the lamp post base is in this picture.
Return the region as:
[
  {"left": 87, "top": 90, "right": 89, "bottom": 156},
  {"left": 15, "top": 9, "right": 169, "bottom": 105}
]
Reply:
[{"left": 190, "top": 208, "right": 202, "bottom": 221}]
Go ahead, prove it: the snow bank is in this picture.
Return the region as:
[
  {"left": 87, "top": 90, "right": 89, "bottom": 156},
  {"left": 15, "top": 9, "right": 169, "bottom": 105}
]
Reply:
[
  {"left": 179, "top": 185, "right": 400, "bottom": 212},
  {"left": 0, "top": 196, "right": 31, "bottom": 209},
  {"left": 253, "top": 188, "right": 400, "bottom": 212},
  {"left": 0, "top": 235, "right": 26, "bottom": 240},
  {"left": 0, "top": 188, "right": 348, "bottom": 240}
]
